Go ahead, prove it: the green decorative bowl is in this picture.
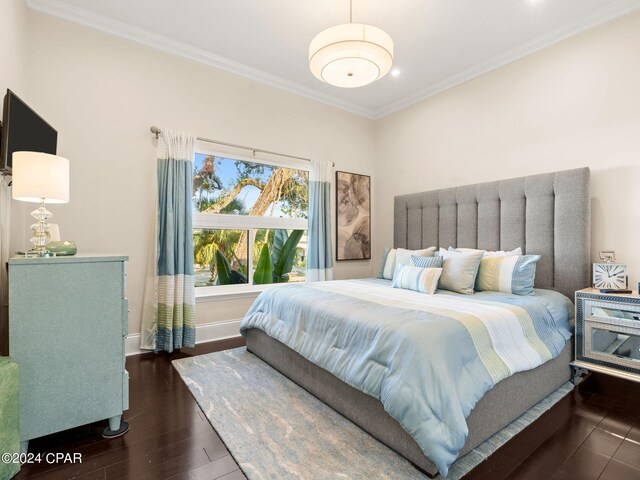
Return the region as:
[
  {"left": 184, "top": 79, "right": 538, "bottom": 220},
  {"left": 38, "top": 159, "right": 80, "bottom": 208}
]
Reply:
[{"left": 47, "top": 241, "right": 77, "bottom": 256}]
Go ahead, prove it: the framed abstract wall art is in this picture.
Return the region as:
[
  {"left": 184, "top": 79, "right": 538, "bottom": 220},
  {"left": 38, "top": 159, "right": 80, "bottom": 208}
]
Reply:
[{"left": 336, "top": 171, "right": 371, "bottom": 261}]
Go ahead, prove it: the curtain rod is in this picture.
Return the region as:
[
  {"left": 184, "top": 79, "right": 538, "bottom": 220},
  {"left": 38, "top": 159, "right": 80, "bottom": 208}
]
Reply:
[{"left": 150, "top": 126, "right": 330, "bottom": 165}]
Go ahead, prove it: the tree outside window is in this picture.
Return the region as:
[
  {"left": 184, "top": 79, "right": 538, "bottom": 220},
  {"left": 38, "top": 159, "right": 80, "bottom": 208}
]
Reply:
[{"left": 192, "top": 153, "right": 308, "bottom": 291}]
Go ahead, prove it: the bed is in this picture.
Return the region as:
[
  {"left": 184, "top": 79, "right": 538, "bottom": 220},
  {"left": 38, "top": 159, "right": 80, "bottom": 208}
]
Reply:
[{"left": 241, "top": 167, "right": 591, "bottom": 477}]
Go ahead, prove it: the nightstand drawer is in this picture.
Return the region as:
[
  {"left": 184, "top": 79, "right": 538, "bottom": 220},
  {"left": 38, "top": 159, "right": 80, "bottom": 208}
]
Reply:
[
  {"left": 584, "top": 320, "right": 640, "bottom": 371},
  {"left": 575, "top": 289, "right": 640, "bottom": 382},
  {"left": 585, "top": 299, "right": 640, "bottom": 325}
]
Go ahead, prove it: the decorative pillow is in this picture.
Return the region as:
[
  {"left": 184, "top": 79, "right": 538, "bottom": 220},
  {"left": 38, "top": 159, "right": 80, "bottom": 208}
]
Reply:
[
  {"left": 396, "top": 247, "right": 436, "bottom": 266},
  {"left": 379, "top": 247, "right": 395, "bottom": 278},
  {"left": 380, "top": 247, "right": 436, "bottom": 280},
  {"left": 451, "top": 247, "right": 522, "bottom": 258},
  {"left": 436, "top": 249, "right": 484, "bottom": 295},
  {"left": 476, "top": 254, "right": 541, "bottom": 295},
  {"left": 410, "top": 255, "right": 443, "bottom": 269},
  {"left": 392, "top": 264, "right": 442, "bottom": 295}
]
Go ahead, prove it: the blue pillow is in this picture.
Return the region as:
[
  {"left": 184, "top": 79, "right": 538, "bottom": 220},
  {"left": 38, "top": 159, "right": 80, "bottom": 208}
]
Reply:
[{"left": 410, "top": 255, "right": 443, "bottom": 269}]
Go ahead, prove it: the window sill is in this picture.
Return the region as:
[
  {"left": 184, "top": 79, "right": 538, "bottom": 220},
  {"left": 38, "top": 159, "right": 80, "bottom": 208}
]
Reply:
[{"left": 195, "top": 283, "right": 283, "bottom": 302}]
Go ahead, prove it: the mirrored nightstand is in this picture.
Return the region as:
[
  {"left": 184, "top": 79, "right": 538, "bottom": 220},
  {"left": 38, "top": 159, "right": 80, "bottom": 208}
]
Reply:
[{"left": 572, "top": 288, "right": 640, "bottom": 384}]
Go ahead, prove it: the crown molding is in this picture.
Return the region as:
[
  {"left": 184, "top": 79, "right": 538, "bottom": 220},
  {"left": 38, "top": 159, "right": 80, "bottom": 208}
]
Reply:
[
  {"left": 28, "top": 0, "right": 640, "bottom": 121},
  {"left": 372, "top": 0, "right": 640, "bottom": 118},
  {"left": 26, "top": 0, "right": 378, "bottom": 119}
]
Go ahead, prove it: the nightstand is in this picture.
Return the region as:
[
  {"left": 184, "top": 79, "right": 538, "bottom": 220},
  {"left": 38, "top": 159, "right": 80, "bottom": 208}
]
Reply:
[{"left": 572, "top": 288, "right": 640, "bottom": 383}]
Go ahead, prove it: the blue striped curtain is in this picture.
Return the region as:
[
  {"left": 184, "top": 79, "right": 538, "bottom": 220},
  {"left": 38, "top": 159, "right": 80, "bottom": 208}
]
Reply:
[
  {"left": 307, "top": 159, "right": 333, "bottom": 282},
  {"left": 141, "top": 130, "right": 196, "bottom": 352}
]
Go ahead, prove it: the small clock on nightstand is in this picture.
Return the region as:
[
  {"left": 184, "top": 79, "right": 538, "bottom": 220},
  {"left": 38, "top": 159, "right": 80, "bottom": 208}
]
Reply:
[{"left": 593, "top": 263, "right": 628, "bottom": 289}]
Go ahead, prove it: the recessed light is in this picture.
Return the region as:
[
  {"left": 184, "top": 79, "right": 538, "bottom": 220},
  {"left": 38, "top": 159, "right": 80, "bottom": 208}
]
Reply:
[{"left": 391, "top": 68, "right": 400, "bottom": 77}]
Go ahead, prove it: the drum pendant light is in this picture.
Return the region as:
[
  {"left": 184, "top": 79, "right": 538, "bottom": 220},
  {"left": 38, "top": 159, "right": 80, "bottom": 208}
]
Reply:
[{"left": 309, "top": 0, "right": 393, "bottom": 88}]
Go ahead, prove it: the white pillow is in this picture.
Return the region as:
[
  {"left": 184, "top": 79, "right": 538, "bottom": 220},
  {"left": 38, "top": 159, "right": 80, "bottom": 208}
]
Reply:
[
  {"left": 396, "top": 247, "right": 435, "bottom": 266},
  {"left": 436, "top": 249, "right": 485, "bottom": 295},
  {"left": 380, "top": 247, "right": 436, "bottom": 280},
  {"left": 451, "top": 247, "right": 522, "bottom": 258}
]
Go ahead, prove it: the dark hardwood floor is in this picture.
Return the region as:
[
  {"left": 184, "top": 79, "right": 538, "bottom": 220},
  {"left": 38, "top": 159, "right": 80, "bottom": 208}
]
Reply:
[
  {"left": 14, "top": 338, "right": 640, "bottom": 480},
  {"left": 15, "top": 338, "right": 247, "bottom": 480},
  {"left": 464, "top": 373, "right": 640, "bottom": 480}
]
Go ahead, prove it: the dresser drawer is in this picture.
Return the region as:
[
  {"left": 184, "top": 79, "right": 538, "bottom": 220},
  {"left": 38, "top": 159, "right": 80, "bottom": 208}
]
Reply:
[
  {"left": 123, "top": 370, "right": 129, "bottom": 411},
  {"left": 122, "top": 298, "right": 129, "bottom": 337}
]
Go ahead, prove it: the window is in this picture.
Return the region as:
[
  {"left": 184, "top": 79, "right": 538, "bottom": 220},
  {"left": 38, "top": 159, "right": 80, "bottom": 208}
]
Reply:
[{"left": 192, "top": 148, "right": 309, "bottom": 296}]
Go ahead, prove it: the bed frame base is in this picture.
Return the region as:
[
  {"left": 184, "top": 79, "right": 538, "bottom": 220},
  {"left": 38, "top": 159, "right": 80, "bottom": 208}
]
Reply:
[{"left": 246, "top": 328, "right": 572, "bottom": 477}]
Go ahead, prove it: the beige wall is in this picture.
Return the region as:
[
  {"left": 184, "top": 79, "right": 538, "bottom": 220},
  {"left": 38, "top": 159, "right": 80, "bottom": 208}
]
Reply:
[
  {"left": 10, "top": 6, "right": 640, "bottom": 339},
  {"left": 0, "top": 0, "right": 27, "bottom": 100},
  {"left": 375, "top": 11, "right": 640, "bottom": 289},
  {"left": 0, "top": 0, "right": 29, "bottom": 354},
  {"left": 0, "top": 0, "right": 29, "bottom": 252},
  {"left": 23, "top": 11, "right": 377, "bottom": 335}
]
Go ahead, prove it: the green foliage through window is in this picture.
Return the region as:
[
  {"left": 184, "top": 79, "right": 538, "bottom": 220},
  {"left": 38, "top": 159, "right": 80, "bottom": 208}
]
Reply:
[
  {"left": 193, "top": 228, "right": 306, "bottom": 287},
  {"left": 193, "top": 228, "right": 248, "bottom": 287},
  {"left": 193, "top": 154, "right": 308, "bottom": 289},
  {"left": 253, "top": 230, "right": 304, "bottom": 284}
]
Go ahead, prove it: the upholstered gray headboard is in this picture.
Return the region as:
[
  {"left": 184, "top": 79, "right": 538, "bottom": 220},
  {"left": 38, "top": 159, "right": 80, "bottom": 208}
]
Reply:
[{"left": 394, "top": 168, "right": 590, "bottom": 299}]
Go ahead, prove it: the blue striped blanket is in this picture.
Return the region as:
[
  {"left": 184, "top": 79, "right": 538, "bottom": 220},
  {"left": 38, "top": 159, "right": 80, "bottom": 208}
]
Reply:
[{"left": 240, "top": 278, "right": 573, "bottom": 476}]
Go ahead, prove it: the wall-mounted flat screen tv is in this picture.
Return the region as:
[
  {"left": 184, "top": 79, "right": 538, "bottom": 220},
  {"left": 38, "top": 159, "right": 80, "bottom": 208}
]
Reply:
[{"left": 0, "top": 89, "right": 57, "bottom": 174}]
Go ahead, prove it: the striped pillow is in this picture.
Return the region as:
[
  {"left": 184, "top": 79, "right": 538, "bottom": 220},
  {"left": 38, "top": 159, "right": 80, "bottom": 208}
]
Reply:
[
  {"left": 392, "top": 264, "right": 443, "bottom": 294},
  {"left": 475, "top": 255, "right": 541, "bottom": 295},
  {"left": 410, "top": 255, "right": 443, "bottom": 269}
]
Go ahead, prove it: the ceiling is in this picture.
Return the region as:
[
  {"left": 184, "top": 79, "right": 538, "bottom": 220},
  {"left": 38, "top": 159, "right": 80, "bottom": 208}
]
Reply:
[{"left": 27, "top": 0, "right": 640, "bottom": 119}]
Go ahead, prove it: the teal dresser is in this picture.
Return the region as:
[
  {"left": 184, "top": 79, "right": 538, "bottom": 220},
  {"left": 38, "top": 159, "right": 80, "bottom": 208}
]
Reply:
[{"left": 8, "top": 255, "right": 129, "bottom": 451}]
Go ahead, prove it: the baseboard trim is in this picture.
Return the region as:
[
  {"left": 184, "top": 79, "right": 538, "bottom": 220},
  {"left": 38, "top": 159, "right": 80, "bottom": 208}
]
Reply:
[{"left": 125, "top": 318, "right": 243, "bottom": 356}]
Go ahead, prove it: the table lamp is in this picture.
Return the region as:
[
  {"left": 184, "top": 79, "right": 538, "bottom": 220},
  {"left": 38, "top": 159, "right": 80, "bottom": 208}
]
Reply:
[{"left": 11, "top": 151, "right": 69, "bottom": 256}]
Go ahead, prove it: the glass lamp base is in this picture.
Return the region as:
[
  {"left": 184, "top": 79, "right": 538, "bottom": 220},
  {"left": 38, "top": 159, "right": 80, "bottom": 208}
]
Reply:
[{"left": 30, "top": 200, "right": 52, "bottom": 256}]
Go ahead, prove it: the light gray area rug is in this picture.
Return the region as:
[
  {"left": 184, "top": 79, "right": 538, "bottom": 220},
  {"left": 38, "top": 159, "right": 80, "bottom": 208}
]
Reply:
[{"left": 173, "top": 348, "right": 573, "bottom": 480}]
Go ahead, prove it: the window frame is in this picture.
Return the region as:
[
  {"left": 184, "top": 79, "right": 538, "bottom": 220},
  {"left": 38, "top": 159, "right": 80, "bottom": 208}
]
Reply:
[{"left": 192, "top": 145, "right": 309, "bottom": 299}]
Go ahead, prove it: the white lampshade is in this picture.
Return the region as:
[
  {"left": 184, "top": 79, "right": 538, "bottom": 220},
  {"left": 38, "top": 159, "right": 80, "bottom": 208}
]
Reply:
[
  {"left": 12, "top": 151, "right": 70, "bottom": 203},
  {"left": 309, "top": 23, "right": 393, "bottom": 88}
]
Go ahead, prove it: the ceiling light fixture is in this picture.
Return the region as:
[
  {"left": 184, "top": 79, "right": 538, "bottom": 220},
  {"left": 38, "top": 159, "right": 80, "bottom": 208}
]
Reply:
[{"left": 309, "top": 0, "right": 393, "bottom": 88}]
